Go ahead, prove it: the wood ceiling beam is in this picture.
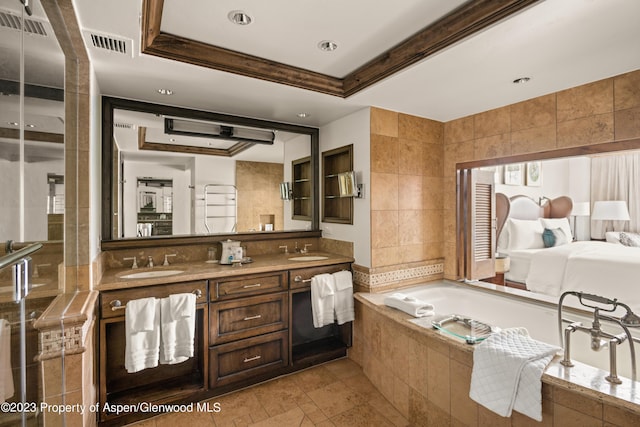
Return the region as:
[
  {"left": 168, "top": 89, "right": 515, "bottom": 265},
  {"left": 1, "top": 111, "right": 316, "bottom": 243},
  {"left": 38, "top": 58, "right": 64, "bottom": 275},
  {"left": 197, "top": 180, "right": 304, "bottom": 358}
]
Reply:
[{"left": 141, "top": 0, "right": 540, "bottom": 98}]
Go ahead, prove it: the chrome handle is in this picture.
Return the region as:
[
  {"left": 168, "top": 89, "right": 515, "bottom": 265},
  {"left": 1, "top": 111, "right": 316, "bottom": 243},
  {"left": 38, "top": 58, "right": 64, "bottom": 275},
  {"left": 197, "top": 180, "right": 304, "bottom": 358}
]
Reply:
[
  {"left": 243, "top": 355, "right": 261, "bottom": 363},
  {"left": 243, "top": 314, "right": 262, "bottom": 321},
  {"left": 110, "top": 289, "right": 203, "bottom": 311},
  {"left": 243, "top": 283, "right": 261, "bottom": 288},
  {"left": 294, "top": 275, "right": 312, "bottom": 283}
]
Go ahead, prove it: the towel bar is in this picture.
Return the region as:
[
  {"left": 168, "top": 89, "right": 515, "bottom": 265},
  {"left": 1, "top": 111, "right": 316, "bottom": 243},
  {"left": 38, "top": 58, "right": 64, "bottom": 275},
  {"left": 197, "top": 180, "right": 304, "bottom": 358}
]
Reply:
[{"left": 110, "top": 289, "right": 203, "bottom": 311}]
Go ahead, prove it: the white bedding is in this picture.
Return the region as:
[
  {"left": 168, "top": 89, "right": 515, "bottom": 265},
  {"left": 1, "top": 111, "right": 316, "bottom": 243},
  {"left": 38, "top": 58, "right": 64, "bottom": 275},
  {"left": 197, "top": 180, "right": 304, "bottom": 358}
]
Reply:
[
  {"left": 503, "top": 249, "right": 541, "bottom": 283},
  {"left": 522, "top": 241, "right": 640, "bottom": 311}
]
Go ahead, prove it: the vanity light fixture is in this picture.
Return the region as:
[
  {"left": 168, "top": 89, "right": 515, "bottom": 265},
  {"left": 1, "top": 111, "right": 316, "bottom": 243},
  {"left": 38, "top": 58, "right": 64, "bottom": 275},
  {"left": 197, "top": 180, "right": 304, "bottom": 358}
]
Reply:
[
  {"left": 512, "top": 77, "right": 531, "bottom": 84},
  {"left": 157, "top": 88, "right": 173, "bottom": 95},
  {"left": 165, "top": 118, "right": 275, "bottom": 145},
  {"left": 228, "top": 10, "right": 252, "bottom": 26},
  {"left": 317, "top": 40, "right": 338, "bottom": 52}
]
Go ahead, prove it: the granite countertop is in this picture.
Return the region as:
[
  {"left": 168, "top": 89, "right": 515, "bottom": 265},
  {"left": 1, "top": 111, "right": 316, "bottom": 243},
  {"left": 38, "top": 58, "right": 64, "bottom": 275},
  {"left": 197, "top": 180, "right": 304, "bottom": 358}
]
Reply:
[{"left": 98, "top": 252, "right": 354, "bottom": 291}]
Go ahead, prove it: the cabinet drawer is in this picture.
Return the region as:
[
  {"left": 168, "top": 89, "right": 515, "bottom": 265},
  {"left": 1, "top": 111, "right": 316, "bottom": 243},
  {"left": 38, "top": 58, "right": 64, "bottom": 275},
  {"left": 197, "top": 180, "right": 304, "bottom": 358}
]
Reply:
[
  {"left": 209, "top": 330, "right": 288, "bottom": 387},
  {"left": 289, "top": 263, "right": 351, "bottom": 289},
  {"left": 100, "top": 280, "right": 207, "bottom": 319},
  {"left": 212, "top": 272, "right": 287, "bottom": 300},
  {"left": 210, "top": 292, "right": 288, "bottom": 344}
]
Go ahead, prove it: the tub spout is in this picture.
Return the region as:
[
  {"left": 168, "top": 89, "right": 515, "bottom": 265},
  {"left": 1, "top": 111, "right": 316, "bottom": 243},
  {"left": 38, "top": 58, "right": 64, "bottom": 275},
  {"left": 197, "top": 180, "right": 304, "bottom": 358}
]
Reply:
[
  {"left": 561, "top": 322, "right": 582, "bottom": 367},
  {"left": 605, "top": 333, "right": 628, "bottom": 385}
]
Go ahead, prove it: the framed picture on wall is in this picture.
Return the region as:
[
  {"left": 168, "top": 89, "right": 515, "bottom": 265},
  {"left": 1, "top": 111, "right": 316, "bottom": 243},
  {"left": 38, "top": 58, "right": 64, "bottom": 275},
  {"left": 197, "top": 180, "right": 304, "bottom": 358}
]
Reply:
[
  {"left": 526, "top": 161, "right": 542, "bottom": 186},
  {"left": 504, "top": 163, "right": 524, "bottom": 185}
]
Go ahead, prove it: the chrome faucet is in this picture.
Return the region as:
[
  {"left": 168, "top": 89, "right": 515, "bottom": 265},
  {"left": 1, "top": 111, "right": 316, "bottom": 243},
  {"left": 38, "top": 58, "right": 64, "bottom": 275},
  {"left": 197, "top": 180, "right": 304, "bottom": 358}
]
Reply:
[
  {"left": 147, "top": 256, "right": 154, "bottom": 268},
  {"left": 123, "top": 256, "right": 138, "bottom": 269},
  {"left": 558, "top": 291, "right": 639, "bottom": 383},
  {"left": 302, "top": 244, "right": 312, "bottom": 254},
  {"left": 279, "top": 245, "right": 288, "bottom": 254}
]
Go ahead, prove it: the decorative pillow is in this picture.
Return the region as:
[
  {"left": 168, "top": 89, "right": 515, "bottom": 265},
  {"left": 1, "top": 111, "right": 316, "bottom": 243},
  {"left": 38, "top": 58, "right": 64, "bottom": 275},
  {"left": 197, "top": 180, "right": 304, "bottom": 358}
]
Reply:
[
  {"left": 619, "top": 232, "right": 640, "bottom": 247},
  {"left": 540, "top": 217, "right": 573, "bottom": 242},
  {"left": 605, "top": 231, "right": 622, "bottom": 244},
  {"left": 508, "top": 218, "right": 545, "bottom": 250},
  {"left": 542, "top": 228, "right": 569, "bottom": 248}
]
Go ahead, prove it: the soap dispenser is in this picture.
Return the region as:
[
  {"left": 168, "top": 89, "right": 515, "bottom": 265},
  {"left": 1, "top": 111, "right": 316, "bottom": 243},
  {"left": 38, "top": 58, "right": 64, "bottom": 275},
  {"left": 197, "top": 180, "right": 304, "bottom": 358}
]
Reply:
[{"left": 219, "top": 239, "right": 241, "bottom": 265}]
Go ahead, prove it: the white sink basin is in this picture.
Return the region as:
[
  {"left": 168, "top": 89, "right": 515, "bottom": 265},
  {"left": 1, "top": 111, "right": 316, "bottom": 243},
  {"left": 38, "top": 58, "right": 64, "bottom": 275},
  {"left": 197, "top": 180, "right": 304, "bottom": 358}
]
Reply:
[
  {"left": 288, "top": 256, "right": 329, "bottom": 261},
  {"left": 118, "top": 269, "right": 184, "bottom": 280}
]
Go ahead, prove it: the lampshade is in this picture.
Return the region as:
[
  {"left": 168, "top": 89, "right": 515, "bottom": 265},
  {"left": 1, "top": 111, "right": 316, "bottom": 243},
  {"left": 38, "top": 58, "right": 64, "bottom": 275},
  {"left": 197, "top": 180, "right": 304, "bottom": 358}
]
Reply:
[
  {"left": 571, "top": 202, "right": 591, "bottom": 217},
  {"left": 591, "top": 201, "right": 630, "bottom": 221}
]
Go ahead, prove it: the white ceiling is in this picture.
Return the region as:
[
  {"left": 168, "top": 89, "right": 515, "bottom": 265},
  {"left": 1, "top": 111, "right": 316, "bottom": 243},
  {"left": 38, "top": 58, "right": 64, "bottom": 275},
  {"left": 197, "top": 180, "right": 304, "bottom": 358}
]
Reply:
[{"left": 36, "top": 0, "right": 640, "bottom": 127}]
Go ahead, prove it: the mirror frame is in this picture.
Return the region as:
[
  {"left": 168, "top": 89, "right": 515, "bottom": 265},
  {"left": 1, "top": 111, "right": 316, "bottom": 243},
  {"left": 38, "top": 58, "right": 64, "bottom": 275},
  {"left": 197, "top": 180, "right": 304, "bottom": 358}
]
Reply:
[{"left": 101, "top": 96, "right": 320, "bottom": 246}]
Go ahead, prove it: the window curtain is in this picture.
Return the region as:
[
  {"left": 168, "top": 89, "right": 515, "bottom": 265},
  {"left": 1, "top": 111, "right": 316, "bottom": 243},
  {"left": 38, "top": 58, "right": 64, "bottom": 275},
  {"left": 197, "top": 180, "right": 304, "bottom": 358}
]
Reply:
[{"left": 590, "top": 153, "right": 640, "bottom": 239}]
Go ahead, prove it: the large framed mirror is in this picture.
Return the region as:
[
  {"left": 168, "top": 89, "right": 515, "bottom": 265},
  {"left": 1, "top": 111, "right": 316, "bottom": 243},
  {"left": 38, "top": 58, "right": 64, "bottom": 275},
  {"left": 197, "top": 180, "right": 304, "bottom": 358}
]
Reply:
[{"left": 101, "top": 97, "right": 319, "bottom": 244}]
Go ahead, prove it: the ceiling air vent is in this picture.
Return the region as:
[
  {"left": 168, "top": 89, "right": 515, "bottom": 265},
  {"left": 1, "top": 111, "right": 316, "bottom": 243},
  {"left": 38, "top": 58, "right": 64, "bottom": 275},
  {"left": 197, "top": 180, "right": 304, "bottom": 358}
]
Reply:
[
  {"left": 114, "top": 122, "right": 136, "bottom": 130},
  {"left": 85, "top": 30, "right": 134, "bottom": 57},
  {"left": 0, "top": 10, "right": 47, "bottom": 36}
]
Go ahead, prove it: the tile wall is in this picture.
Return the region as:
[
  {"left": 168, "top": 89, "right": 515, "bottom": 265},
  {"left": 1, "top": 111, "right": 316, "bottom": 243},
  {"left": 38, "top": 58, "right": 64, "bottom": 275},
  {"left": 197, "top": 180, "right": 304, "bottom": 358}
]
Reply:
[
  {"left": 442, "top": 69, "right": 640, "bottom": 279},
  {"left": 236, "top": 161, "right": 285, "bottom": 232}
]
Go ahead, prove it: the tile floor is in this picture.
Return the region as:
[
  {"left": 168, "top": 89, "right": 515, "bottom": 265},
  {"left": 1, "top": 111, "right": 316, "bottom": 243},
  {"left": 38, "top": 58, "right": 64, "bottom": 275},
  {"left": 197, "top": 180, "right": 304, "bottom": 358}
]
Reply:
[{"left": 130, "top": 358, "right": 409, "bottom": 427}]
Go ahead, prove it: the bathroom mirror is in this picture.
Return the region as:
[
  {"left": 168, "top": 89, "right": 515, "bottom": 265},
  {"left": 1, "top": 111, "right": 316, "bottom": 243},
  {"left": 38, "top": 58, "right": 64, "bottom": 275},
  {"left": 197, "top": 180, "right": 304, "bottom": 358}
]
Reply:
[{"left": 102, "top": 97, "right": 319, "bottom": 241}]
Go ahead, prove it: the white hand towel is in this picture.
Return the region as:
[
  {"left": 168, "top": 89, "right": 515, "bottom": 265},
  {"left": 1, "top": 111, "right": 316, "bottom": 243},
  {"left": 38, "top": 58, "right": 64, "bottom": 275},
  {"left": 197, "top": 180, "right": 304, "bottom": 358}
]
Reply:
[
  {"left": 469, "top": 328, "right": 560, "bottom": 421},
  {"left": 311, "top": 274, "right": 336, "bottom": 328},
  {"left": 131, "top": 297, "right": 158, "bottom": 332},
  {"left": 383, "top": 293, "right": 435, "bottom": 317},
  {"left": 125, "top": 297, "right": 160, "bottom": 373},
  {"left": 333, "top": 271, "right": 354, "bottom": 325},
  {"left": 160, "top": 293, "right": 196, "bottom": 365},
  {"left": 0, "top": 319, "right": 14, "bottom": 403}
]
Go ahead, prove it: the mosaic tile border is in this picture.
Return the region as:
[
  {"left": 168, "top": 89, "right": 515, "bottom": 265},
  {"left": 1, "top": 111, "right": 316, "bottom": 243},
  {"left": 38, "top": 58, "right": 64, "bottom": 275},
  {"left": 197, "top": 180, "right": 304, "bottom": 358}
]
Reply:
[
  {"left": 354, "top": 263, "right": 444, "bottom": 289},
  {"left": 38, "top": 323, "right": 86, "bottom": 359}
]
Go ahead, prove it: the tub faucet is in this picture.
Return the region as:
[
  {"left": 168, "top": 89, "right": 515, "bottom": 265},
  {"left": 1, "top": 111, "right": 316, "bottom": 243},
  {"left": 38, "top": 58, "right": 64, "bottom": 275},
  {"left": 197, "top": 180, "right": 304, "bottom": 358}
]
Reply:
[{"left": 147, "top": 256, "right": 154, "bottom": 268}]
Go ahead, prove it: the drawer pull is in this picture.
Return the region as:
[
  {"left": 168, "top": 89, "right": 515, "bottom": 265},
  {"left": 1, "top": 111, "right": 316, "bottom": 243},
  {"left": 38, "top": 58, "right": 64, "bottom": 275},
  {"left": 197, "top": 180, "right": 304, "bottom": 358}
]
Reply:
[
  {"left": 243, "top": 355, "right": 261, "bottom": 363},
  {"left": 243, "top": 314, "right": 262, "bottom": 321},
  {"left": 109, "top": 289, "right": 203, "bottom": 311},
  {"left": 294, "top": 275, "right": 312, "bottom": 283},
  {"left": 243, "top": 283, "right": 261, "bottom": 289}
]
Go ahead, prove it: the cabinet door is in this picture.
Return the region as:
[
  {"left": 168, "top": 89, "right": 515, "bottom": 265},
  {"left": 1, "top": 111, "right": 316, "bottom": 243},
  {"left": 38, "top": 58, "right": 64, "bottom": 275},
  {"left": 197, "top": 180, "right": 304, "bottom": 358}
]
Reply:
[
  {"left": 209, "top": 292, "right": 288, "bottom": 344},
  {"left": 209, "top": 330, "right": 288, "bottom": 387}
]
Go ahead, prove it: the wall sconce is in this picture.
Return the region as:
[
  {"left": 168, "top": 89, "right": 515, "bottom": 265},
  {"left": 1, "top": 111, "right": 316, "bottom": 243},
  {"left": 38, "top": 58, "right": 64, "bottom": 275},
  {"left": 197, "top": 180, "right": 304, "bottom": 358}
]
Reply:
[
  {"left": 538, "top": 196, "right": 551, "bottom": 206},
  {"left": 338, "top": 171, "right": 363, "bottom": 198},
  {"left": 279, "top": 182, "right": 293, "bottom": 200}
]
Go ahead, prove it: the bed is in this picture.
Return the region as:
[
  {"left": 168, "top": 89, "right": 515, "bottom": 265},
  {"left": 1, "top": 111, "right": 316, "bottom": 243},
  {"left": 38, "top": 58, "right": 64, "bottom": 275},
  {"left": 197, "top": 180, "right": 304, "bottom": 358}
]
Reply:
[{"left": 495, "top": 194, "right": 640, "bottom": 311}]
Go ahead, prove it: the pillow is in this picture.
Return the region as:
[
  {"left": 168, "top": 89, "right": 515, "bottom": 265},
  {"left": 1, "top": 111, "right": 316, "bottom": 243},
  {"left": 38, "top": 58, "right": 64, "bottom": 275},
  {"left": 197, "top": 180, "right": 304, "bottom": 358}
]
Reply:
[
  {"left": 508, "top": 218, "right": 545, "bottom": 250},
  {"left": 619, "top": 232, "right": 640, "bottom": 247},
  {"left": 605, "top": 231, "right": 622, "bottom": 244},
  {"left": 542, "top": 228, "right": 569, "bottom": 248},
  {"left": 540, "top": 217, "right": 573, "bottom": 242}
]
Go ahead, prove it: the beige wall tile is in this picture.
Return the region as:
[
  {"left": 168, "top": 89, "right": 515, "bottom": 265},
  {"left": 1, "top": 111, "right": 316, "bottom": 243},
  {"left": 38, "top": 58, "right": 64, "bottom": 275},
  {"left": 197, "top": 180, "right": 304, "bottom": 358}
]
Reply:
[
  {"left": 424, "top": 210, "right": 443, "bottom": 244},
  {"left": 401, "top": 243, "right": 427, "bottom": 263},
  {"left": 449, "top": 359, "right": 477, "bottom": 426},
  {"left": 424, "top": 241, "right": 444, "bottom": 260},
  {"left": 443, "top": 140, "right": 475, "bottom": 177},
  {"left": 423, "top": 177, "right": 444, "bottom": 210},
  {"left": 399, "top": 175, "right": 423, "bottom": 210},
  {"left": 424, "top": 142, "right": 444, "bottom": 177},
  {"left": 371, "top": 210, "right": 399, "bottom": 249},
  {"left": 553, "top": 403, "right": 603, "bottom": 427},
  {"left": 511, "top": 124, "right": 557, "bottom": 156},
  {"left": 473, "top": 133, "right": 511, "bottom": 160},
  {"left": 371, "top": 107, "right": 398, "bottom": 137},
  {"left": 603, "top": 404, "right": 640, "bottom": 427},
  {"left": 399, "top": 113, "right": 443, "bottom": 143},
  {"left": 371, "top": 172, "right": 399, "bottom": 211},
  {"left": 614, "top": 106, "right": 640, "bottom": 140},
  {"left": 398, "top": 210, "right": 424, "bottom": 246},
  {"left": 371, "top": 246, "right": 402, "bottom": 268},
  {"left": 511, "top": 93, "right": 556, "bottom": 132},
  {"left": 474, "top": 106, "right": 510, "bottom": 139},
  {"left": 371, "top": 134, "right": 399, "bottom": 173},
  {"left": 557, "top": 78, "right": 613, "bottom": 122},
  {"left": 614, "top": 69, "right": 640, "bottom": 110},
  {"left": 426, "top": 347, "right": 450, "bottom": 412},
  {"left": 398, "top": 138, "right": 425, "bottom": 175},
  {"left": 408, "top": 388, "right": 430, "bottom": 427},
  {"left": 444, "top": 116, "right": 474, "bottom": 144},
  {"left": 556, "top": 113, "right": 614, "bottom": 148},
  {"left": 553, "top": 387, "right": 602, "bottom": 419}
]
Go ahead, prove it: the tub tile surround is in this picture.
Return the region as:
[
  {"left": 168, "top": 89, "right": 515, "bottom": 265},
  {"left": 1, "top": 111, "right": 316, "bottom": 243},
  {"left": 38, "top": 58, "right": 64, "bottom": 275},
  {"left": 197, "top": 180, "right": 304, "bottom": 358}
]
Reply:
[{"left": 351, "top": 289, "right": 640, "bottom": 426}]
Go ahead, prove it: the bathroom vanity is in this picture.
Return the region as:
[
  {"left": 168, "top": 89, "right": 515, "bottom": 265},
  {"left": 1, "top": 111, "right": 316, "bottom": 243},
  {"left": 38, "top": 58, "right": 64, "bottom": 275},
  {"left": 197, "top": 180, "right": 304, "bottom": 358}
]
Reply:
[{"left": 97, "top": 253, "right": 352, "bottom": 426}]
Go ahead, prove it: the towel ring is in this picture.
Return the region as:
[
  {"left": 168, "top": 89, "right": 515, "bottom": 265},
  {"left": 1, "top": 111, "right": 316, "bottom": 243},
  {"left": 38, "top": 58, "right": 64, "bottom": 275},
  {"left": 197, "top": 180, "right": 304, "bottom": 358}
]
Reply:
[{"left": 109, "top": 289, "right": 203, "bottom": 311}]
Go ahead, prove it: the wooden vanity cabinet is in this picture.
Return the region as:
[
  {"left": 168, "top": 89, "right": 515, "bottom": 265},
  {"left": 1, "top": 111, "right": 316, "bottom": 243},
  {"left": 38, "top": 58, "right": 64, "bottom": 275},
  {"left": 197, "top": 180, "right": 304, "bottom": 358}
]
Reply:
[
  {"left": 288, "top": 263, "right": 353, "bottom": 368},
  {"left": 98, "top": 280, "right": 208, "bottom": 425}
]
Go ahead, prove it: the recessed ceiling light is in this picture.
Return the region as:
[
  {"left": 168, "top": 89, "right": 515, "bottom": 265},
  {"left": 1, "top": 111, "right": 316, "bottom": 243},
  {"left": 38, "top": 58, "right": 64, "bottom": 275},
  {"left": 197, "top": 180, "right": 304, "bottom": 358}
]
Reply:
[
  {"left": 512, "top": 77, "right": 531, "bottom": 84},
  {"left": 7, "top": 122, "right": 18, "bottom": 126},
  {"left": 317, "top": 40, "right": 338, "bottom": 52},
  {"left": 169, "top": 138, "right": 176, "bottom": 142},
  {"left": 26, "top": 124, "right": 36, "bottom": 128},
  {"left": 157, "top": 88, "right": 173, "bottom": 95},
  {"left": 228, "top": 10, "right": 252, "bottom": 26},
  {"left": 297, "top": 112, "right": 311, "bottom": 118}
]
